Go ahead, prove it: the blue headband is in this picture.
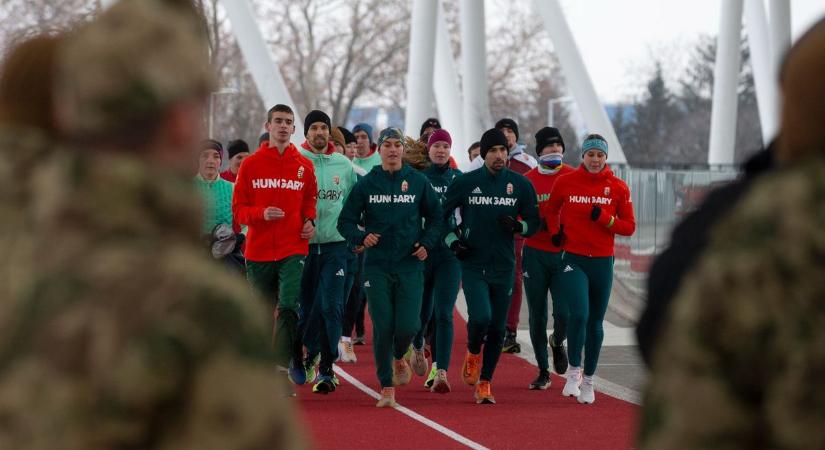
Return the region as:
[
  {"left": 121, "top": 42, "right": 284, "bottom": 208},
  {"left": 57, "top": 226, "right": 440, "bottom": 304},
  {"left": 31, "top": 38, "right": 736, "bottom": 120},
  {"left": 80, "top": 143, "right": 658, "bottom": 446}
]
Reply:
[{"left": 581, "top": 138, "right": 608, "bottom": 156}]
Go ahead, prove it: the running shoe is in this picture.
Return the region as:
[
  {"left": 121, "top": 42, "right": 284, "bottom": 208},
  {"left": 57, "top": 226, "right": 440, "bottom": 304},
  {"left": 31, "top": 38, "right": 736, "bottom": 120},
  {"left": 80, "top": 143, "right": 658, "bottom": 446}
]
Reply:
[
  {"left": 409, "top": 346, "right": 428, "bottom": 376},
  {"left": 578, "top": 376, "right": 595, "bottom": 404},
  {"left": 461, "top": 351, "right": 481, "bottom": 386},
  {"left": 353, "top": 334, "right": 366, "bottom": 345},
  {"left": 304, "top": 353, "right": 320, "bottom": 384},
  {"left": 550, "top": 335, "right": 568, "bottom": 375},
  {"left": 376, "top": 387, "right": 397, "bottom": 408},
  {"left": 424, "top": 364, "right": 438, "bottom": 388},
  {"left": 288, "top": 358, "right": 307, "bottom": 386},
  {"left": 562, "top": 366, "right": 582, "bottom": 398},
  {"left": 338, "top": 339, "right": 357, "bottom": 363},
  {"left": 332, "top": 373, "right": 340, "bottom": 386},
  {"left": 431, "top": 369, "right": 451, "bottom": 394},
  {"left": 529, "top": 369, "right": 551, "bottom": 390},
  {"left": 312, "top": 375, "right": 336, "bottom": 395},
  {"left": 474, "top": 380, "right": 495, "bottom": 404},
  {"left": 392, "top": 358, "right": 412, "bottom": 386},
  {"left": 501, "top": 329, "right": 521, "bottom": 353}
]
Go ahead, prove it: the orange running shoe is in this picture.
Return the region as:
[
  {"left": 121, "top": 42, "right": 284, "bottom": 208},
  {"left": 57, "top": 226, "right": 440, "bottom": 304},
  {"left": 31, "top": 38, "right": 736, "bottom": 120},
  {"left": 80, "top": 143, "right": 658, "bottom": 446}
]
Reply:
[
  {"left": 376, "top": 387, "right": 397, "bottom": 408},
  {"left": 461, "top": 350, "right": 481, "bottom": 385},
  {"left": 474, "top": 380, "right": 495, "bottom": 404}
]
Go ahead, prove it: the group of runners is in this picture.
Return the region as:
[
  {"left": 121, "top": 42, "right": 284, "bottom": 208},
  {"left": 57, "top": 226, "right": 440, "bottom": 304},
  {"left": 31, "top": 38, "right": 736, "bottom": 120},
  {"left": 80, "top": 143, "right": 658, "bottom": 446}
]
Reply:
[{"left": 220, "top": 105, "right": 636, "bottom": 407}]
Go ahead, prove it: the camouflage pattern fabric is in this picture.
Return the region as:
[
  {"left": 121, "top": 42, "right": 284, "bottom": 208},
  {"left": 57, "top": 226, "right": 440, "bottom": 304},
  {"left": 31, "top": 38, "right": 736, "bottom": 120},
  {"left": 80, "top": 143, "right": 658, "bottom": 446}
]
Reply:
[
  {"left": 55, "top": 0, "right": 214, "bottom": 139},
  {"left": 0, "top": 129, "right": 306, "bottom": 449},
  {"left": 639, "top": 157, "right": 825, "bottom": 450}
]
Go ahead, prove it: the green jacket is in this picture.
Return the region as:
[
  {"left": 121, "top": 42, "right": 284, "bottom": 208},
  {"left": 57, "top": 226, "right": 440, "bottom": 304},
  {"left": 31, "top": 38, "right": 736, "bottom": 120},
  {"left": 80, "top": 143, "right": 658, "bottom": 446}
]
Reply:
[
  {"left": 353, "top": 150, "right": 381, "bottom": 172},
  {"left": 443, "top": 165, "right": 540, "bottom": 273},
  {"left": 422, "top": 162, "right": 462, "bottom": 256},
  {"left": 299, "top": 148, "right": 359, "bottom": 245},
  {"left": 194, "top": 174, "right": 234, "bottom": 234},
  {"left": 338, "top": 163, "right": 443, "bottom": 273}
]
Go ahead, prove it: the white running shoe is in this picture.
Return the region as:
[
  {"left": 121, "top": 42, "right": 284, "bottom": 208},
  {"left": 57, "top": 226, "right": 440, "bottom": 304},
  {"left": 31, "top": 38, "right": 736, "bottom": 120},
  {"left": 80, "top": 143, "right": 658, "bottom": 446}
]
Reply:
[
  {"left": 338, "top": 339, "right": 357, "bottom": 363},
  {"left": 409, "top": 346, "right": 428, "bottom": 376},
  {"left": 578, "top": 376, "right": 595, "bottom": 404},
  {"left": 562, "top": 366, "right": 582, "bottom": 397},
  {"left": 431, "top": 369, "right": 451, "bottom": 394}
]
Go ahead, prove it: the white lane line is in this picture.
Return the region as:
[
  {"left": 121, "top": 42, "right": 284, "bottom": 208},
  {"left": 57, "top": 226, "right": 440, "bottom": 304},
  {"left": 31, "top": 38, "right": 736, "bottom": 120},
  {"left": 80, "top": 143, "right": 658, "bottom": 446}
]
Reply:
[{"left": 332, "top": 365, "right": 490, "bottom": 450}]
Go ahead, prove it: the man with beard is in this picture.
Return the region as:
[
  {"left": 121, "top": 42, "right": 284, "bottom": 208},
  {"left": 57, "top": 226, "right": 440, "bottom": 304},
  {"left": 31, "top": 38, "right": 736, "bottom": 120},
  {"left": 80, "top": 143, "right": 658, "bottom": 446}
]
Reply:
[
  {"left": 442, "top": 128, "right": 539, "bottom": 404},
  {"left": 296, "top": 110, "right": 359, "bottom": 394}
]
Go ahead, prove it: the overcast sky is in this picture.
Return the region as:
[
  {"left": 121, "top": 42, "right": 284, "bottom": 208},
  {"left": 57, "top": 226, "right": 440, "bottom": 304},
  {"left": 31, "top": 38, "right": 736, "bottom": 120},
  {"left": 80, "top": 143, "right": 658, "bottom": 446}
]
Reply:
[{"left": 519, "top": 0, "right": 825, "bottom": 102}]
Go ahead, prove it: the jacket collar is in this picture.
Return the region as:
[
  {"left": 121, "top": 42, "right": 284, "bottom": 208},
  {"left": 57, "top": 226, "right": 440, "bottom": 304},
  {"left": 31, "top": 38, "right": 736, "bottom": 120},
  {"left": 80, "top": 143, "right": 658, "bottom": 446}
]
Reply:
[{"left": 576, "top": 163, "right": 613, "bottom": 181}]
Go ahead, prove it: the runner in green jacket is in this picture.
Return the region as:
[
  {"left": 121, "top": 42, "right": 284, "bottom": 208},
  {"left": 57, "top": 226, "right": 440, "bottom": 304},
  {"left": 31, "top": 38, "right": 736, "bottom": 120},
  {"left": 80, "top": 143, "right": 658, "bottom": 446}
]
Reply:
[
  {"left": 296, "top": 110, "right": 359, "bottom": 394},
  {"left": 442, "top": 128, "right": 540, "bottom": 404},
  {"left": 408, "top": 129, "right": 462, "bottom": 394},
  {"left": 337, "top": 127, "right": 443, "bottom": 408}
]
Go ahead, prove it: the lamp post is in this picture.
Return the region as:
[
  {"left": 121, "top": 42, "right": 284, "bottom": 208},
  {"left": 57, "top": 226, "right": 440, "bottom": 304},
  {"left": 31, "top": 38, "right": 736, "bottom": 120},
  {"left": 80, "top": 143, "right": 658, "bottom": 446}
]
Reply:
[
  {"left": 547, "top": 95, "right": 574, "bottom": 127},
  {"left": 208, "top": 87, "right": 240, "bottom": 138}
]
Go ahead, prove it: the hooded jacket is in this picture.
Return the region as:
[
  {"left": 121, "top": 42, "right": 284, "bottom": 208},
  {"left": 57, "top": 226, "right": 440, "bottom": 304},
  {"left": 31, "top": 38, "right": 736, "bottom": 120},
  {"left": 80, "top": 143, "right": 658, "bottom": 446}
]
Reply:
[
  {"left": 337, "top": 163, "right": 443, "bottom": 273},
  {"left": 299, "top": 147, "right": 359, "bottom": 245},
  {"left": 524, "top": 164, "right": 575, "bottom": 252},
  {"left": 353, "top": 147, "right": 381, "bottom": 172},
  {"left": 543, "top": 164, "right": 635, "bottom": 257},
  {"left": 442, "top": 166, "right": 540, "bottom": 273},
  {"left": 232, "top": 141, "right": 317, "bottom": 262}
]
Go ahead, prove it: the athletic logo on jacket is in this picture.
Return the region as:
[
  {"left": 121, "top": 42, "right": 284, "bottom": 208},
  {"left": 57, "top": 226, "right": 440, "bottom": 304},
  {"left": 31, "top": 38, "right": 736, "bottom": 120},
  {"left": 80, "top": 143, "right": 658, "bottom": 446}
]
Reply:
[
  {"left": 297, "top": 166, "right": 305, "bottom": 179},
  {"left": 604, "top": 187, "right": 610, "bottom": 196},
  {"left": 401, "top": 180, "right": 409, "bottom": 193},
  {"left": 333, "top": 175, "right": 340, "bottom": 185},
  {"left": 506, "top": 183, "right": 514, "bottom": 195}
]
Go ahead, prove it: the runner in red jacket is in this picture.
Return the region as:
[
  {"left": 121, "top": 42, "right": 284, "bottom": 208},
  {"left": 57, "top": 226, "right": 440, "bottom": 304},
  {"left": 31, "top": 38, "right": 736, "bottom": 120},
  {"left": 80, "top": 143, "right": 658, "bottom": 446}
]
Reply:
[
  {"left": 232, "top": 104, "right": 318, "bottom": 393},
  {"left": 522, "top": 127, "right": 575, "bottom": 390},
  {"left": 543, "top": 133, "right": 635, "bottom": 405}
]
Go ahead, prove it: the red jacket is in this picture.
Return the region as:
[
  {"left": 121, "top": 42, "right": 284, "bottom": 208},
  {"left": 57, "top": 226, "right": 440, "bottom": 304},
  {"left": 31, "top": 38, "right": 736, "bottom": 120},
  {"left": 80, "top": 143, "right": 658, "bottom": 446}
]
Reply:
[
  {"left": 232, "top": 142, "right": 317, "bottom": 262},
  {"left": 543, "top": 164, "right": 635, "bottom": 257},
  {"left": 524, "top": 164, "right": 575, "bottom": 252},
  {"left": 220, "top": 169, "right": 237, "bottom": 183},
  {"left": 301, "top": 140, "right": 336, "bottom": 155}
]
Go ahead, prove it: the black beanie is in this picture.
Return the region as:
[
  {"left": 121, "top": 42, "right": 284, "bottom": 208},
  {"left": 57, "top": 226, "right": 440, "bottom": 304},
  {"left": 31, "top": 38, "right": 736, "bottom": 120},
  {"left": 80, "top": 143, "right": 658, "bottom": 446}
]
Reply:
[
  {"left": 534, "top": 127, "right": 565, "bottom": 154},
  {"left": 338, "top": 126, "right": 357, "bottom": 144},
  {"left": 420, "top": 117, "right": 441, "bottom": 137},
  {"left": 479, "top": 128, "right": 509, "bottom": 159},
  {"left": 495, "top": 118, "right": 519, "bottom": 141},
  {"left": 304, "top": 109, "right": 331, "bottom": 136},
  {"left": 227, "top": 139, "right": 250, "bottom": 159}
]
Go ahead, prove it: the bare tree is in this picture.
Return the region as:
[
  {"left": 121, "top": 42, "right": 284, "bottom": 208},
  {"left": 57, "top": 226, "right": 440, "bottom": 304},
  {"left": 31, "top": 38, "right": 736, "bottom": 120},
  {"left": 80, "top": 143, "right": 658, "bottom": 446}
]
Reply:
[
  {"left": 480, "top": 1, "right": 574, "bottom": 158},
  {"left": 257, "top": 0, "right": 411, "bottom": 125},
  {"left": 0, "top": 0, "right": 100, "bottom": 59}
]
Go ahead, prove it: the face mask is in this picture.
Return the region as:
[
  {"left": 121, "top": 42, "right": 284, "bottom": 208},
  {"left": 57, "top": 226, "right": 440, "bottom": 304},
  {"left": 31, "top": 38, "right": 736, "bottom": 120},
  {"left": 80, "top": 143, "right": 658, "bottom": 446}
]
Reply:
[{"left": 538, "top": 153, "right": 563, "bottom": 174}]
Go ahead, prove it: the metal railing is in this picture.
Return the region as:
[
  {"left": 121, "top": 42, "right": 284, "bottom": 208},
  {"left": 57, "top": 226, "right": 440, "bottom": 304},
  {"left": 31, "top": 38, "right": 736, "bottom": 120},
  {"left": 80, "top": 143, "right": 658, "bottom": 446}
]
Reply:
[{"left": 609, "top": 165, "right": 740, "bottom": 309}]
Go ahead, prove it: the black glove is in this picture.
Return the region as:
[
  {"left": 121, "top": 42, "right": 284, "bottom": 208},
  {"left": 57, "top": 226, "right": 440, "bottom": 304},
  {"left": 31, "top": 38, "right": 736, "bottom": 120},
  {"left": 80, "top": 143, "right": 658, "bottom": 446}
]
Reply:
[
  {"left": 590, "top": 205, "right": 602, "bottom": 221},
  {"left": 449, "top": 239, "right": 471, "bottom": 260},
  {"left": 550, "top": 224, "right": 566, "bottom": 247},
  {"left": 497, "top": 215, "right": 523, "bottom": 234}
]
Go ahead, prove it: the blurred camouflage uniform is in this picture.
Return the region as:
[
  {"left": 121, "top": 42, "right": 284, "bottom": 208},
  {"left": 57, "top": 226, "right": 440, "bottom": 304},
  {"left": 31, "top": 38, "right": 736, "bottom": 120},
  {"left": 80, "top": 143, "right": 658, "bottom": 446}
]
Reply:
[
  {"left": 638, "top": 159, "right": 825, "bottom": 449},
  {"left": 0, "top": 1, "right": 306, "bottom": 449}
]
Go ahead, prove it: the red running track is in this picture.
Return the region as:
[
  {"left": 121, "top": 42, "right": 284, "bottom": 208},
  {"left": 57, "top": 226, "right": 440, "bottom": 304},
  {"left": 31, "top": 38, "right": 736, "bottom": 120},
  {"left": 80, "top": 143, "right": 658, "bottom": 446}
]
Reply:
[{"left": 296, "top": 310, "right": 639, "bottom": 449}]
